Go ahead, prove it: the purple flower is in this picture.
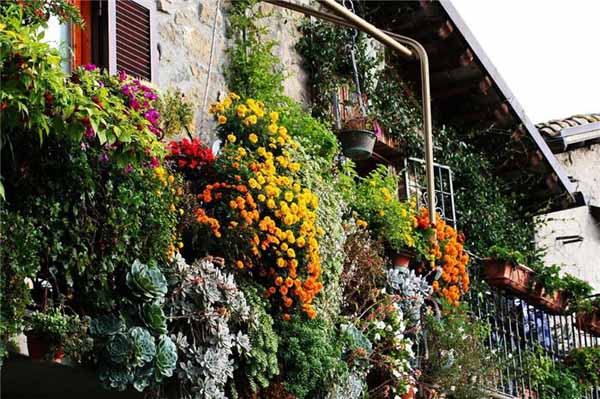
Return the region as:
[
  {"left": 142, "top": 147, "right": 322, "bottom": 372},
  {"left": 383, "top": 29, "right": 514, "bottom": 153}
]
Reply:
[
  {"left": 80, "top": 141, "right": 88, "bottom": 151},
  {"left": 98, "top": 80, "right": 105, "bottom": 88},
  {"left": 119, "top": 70, "right": 127, "bottom": 81},
  {"left": 99, "top": 153, "right": 110, "bottom": 163},
  {"left": 129, "top": 98, "right": 141, "bottom": 111},
  {"left": 121, "top": 85, "right": 131, "bottom": 96},
  {"left": 123, "top": 163, "right": 134, "bottom": 174},
  {"left": 144, "top": 91, "right": 158, "bottom": 101},
  {"left": 85, "top": 126, "right": 96, "bottom": 138},
  {"left": 144, "top": 156, "right": 159, "bottom": 169},
  {"left": 83, "top": 64, "right": 97, "bottom": 71},
  {"left": 143, "top": 109, "right": 160, "bottom": 125}
]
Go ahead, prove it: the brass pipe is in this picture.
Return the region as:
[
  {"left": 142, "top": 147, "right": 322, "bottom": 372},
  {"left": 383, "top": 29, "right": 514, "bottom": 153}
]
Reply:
[{"left": 263, "top": 0, "right": 437, "bottom": 225}]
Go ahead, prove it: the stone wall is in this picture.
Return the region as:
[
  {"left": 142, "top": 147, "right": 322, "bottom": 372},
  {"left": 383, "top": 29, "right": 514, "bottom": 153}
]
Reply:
[
  {"left": 535, "top": 206, "right": 600, "bottom": 291},
  {"left": 154, "top": 0, "right": 310, "bottom": 146}
]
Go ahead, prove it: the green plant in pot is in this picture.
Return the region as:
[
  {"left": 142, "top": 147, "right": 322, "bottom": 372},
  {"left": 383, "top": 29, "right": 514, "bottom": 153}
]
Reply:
[{"left": 25, "top": 308, "right": 84, "bottom": 362}]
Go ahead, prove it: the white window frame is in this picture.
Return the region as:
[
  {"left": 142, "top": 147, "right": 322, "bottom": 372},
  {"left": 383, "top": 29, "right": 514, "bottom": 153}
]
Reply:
[{"left": 107, "top": 0, "right": 158, "bottom": 83}]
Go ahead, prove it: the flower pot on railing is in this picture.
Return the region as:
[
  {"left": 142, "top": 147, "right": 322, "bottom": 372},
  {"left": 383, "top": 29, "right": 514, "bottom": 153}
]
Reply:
[
  {"left": 528, "top": 285, "right": 568, "bottom": 315},
  {"left": 576, "top": 310, "right": 600, "bottom": 336},
  {"left": 26, "top": 334, "right": 64, "bottom": 363},
  {"left": 483, "top": 258, "right": 532, "bottom": 297},
  {"left": 338, "top": 118, "right": 379, "bottom": 160}
]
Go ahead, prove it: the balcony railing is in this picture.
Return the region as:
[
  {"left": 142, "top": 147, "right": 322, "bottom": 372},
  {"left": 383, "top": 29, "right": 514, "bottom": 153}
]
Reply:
[{"left": 468, "top": 260, "right": 599, "bottom": 399}]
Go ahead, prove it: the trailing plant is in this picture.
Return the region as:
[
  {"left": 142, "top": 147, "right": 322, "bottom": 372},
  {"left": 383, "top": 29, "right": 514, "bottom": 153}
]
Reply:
[
  {"left": 166, "top": 254, "right": 251, "bottom": 399},
  {"left": 0, "top": 210, "right": 41, "bottom": 350},
  {"left": 157, "top": 89, "right": 194, "bottom": 139},
  {"left": 420, "top": 302, "right": 497, "bottom": 399},
  {"left": 486, "top": 245, "right": 527, "bottom": 265},
  {"left": 237, "top": 283, "right": 280, "bottom": 394},
  {"left": 275, "top": 314, "right": 348, "bottom": 399},
  {"left": 340, "top": 223, "right": 387, "bottom": 317},
  {"left": 0, "top": 0, "right": 82, "bottom": 27}
]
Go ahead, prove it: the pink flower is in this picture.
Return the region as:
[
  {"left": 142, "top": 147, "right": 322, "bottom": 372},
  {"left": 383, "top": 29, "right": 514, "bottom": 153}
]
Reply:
[{"left": 83, "top": 64, "right": 97, "bottom": 71}]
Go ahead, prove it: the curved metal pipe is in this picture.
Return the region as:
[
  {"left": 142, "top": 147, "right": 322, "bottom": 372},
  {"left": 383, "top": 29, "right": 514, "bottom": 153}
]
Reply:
[{"left": 263, "top": 0, "right": 437, "bottom": 225}]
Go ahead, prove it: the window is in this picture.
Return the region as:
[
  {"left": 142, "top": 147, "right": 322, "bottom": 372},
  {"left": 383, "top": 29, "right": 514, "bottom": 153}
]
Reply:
[
  {"left": 404, "top": 157, "right": 456, "bottom": 227},
  {"left": 71, "top": 0, "right": 157, "bottom": 82}
]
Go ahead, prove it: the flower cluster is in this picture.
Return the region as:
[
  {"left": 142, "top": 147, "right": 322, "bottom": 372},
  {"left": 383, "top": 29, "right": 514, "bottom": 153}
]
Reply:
[
  {"left": 166, "top": 138, "right": 215, "bottom": 191},
  {"left": 190, "top": 93, "right": 323, "bottom": 319},
  {"left": 416, "top": 208, "right": 470, "bottom": 306}
]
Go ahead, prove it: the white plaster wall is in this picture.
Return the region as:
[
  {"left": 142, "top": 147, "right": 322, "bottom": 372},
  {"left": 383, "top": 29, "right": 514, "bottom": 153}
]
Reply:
[
  {"left": 535, "top": 206, "right": 600, "bottom": 291},
  {"left": 154, "top": 0, "right": 309, "bottom": 145},
  {"left": 555, "top": 143, "right": 600, "bottom": 206}
]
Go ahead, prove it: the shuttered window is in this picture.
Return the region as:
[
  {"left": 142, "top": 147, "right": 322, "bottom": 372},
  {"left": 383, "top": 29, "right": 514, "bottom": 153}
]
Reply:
[{"left": 108, "top": 0, "right": 157, "bottom": 82}]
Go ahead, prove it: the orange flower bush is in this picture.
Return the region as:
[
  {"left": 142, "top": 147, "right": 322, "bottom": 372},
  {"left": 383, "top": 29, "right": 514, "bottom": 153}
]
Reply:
[
  {"left": 415, "top": 208, "right": 470, "bottom": 306},
  {"left": 191, "top": 93, "right": 323, "bottom": 319}
]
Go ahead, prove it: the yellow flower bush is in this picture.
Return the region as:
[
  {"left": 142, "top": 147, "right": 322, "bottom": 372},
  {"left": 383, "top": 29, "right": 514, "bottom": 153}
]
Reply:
[{"left": 199, "top": 93, "right": 322, "bottom": 319}]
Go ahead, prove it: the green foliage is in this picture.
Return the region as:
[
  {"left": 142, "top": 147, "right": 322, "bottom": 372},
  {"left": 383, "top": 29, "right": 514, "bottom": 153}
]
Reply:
[
  {"left": 157, "top": 89, "right": 194, "bottom": 138},
  {"left": 239, "top": 283, "right": 280, "bottom": 393},
  {"left": 524, "top": 347, "right": 582, "bottom": 399},
  {"left": 350, "top": 164, "right": 417, "bottom": 253},
  {"left": 0, "top": 0, "right": 83, "bottom": 27},
  {"left": 565, "top": 347, "right": 600, "bottom": 387},
  {"left": 487, "top": 245, "right": 527, "bottom": 265},
  {"left": 421, "top": 303, "right": 498, "bottom": 399},
  {"left": 141, "top": 302, "right": 168, "bottom": 335},
  {"left": 276, "top": 315, "right": 348, "bottom": 399},
  {"left": 225, "top": 0, "right": 339, "bottom": 162},
  {"left": 0, "top": 210, "right": 41, "bottom": 342}
]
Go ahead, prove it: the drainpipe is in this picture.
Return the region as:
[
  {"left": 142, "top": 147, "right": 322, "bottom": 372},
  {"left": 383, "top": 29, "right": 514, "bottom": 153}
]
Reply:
[{"left": 264, "top": 0, "right": 437, "bottom": 225}]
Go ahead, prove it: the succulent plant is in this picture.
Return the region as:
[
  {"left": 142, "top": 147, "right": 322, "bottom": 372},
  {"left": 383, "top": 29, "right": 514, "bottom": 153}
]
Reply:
[
  {"left": 130, "top": 327, "right": 156, "bottom": 366},
  {"left": 90, "top": 314, "right": 125, "bottom": 337},
  {"left": 387, "top": 266, "right": 432, "bottom": 326},
  {"left": 106, "top": 332, "right": 132, "bottom": 365},
  {"left": 155, "top": 335, "right": 177, "bottom": 379},
  {"left": 126, "top": 259, "right": 168, "bottom": 301},
  {"left": 141, "top": 302, "right": 167, "bottom": 335}
]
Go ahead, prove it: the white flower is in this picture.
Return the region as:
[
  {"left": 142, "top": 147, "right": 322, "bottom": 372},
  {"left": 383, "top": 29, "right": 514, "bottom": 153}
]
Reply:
[{"left": 24, "top": 277, "right": 34, "bottom": 289}]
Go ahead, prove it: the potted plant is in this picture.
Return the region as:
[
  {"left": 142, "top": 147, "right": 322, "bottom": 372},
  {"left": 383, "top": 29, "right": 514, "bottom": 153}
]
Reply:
[
  {"left": 338, "top": 115, "right": 381, "bottom": 160},
  {"left": 575, "top": 297, "right": 600, "bottom": 336},
  {"left": 25, "top": 308, "right": 73, "bottom": 362},
  {"left": 527, "top": 264, "right": 569, "bottom": 315},
  {"left": 483, "top": 246, "right": 532, "bottom": 297}
]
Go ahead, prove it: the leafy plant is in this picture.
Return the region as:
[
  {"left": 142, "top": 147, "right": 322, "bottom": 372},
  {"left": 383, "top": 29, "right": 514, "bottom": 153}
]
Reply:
[
  {"left": 387, "top": 266, "right": 432, "bottom": 327},
  {"left": 487, "top": 245, "right": 527, "bottom": 265},
  {"left": 127, "top": 260, "right": 168, "bottom": 302},
  {"left": 565, "top": 347, "right": 600, "bottom": 387},
  {"left": 420, "top": 303, "right": 498, "bottom": 399},
  {"left": 523, "top": 347, "right": 582, "bottom": 399},
  {"left": 275, "top": 314, "right": 348, "bottom": 399}
]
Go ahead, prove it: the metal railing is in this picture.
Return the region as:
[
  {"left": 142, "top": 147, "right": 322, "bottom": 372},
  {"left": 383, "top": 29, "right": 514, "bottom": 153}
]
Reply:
[{"left": 468, "top": 261, "right": 600, "bottom": 399}]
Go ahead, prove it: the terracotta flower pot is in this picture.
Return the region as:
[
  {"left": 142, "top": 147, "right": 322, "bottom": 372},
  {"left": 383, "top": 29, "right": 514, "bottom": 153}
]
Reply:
[
  {"left": 576, "top": 310, "right": 600, "bottom": 336},
  {"left": 338, "top": 129, "right": 376, "bottom": 160},
  {"left": 483, "top": 259, "right": 532, "bottom": 298},
  {"left": 26, "top": 334, "right": 63, "bottom": 363},
  {"left": 528, "top": 285, "right": 568, "bottom": 315},
  {"left": 402, "top": 384, "right": 417, "bottom": 399},
  {"left": 392, "top": 251, "right": 412, "bottom": 268}
]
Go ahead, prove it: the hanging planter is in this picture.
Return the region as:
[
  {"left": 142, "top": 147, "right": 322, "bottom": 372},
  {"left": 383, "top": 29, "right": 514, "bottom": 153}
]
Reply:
[
  {"left": 483, "top": 258, "right": 532, "bottom": 297},
  {"left": 576, "top": 310, "right": 600, "bottom": 336},
  {"left": 528, "top": 285, "right": 568, "bottom": 315},
  {"left": 338, "top": 117, "right": 379, "bottom": 160}
]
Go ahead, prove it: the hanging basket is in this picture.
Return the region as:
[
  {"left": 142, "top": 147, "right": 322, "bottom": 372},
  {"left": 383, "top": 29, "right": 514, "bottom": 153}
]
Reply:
[{"left": 338, "top": 129, "right": 376, "bottom": 160}]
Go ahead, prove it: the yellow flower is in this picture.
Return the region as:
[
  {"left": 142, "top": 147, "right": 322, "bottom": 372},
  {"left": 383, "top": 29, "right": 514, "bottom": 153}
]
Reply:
[
  {"left": 289, "top": 163, "right": 301, "bottom": 173},
  {"left": 249, "top": 133, "right": 258, "bottom": 144},
  {"left": 277, "top": 258, "right": 286, "bottom": 268},
  {"left": 379, "top": 210, "right": 385, "bottom": 216},
  {"left": 270, "top": 111, "right": 279, "bottom": 122},
  {"left": 356, "top": 219, "right": 368, "bottom": 228},
  {"left": 218, "top": 115, "right": 227, "bottom": 124},
  {"left": 227, "top": 134, "right": 236, "bottom": 143},
  {"left": 237, "top": 104, "right": 247, "bottom": 117},
  {"left": 237, "top": 147, "right": 247, "bottom": 157},
  {"left": 223, "top": 97, "right": 232, "bottom": 109},
  {"left": 284, "top": 191, "right": 294, "bottom": 202},
  {"left": 258, "top": 194, "right": 266, "bottom": 202},
  {"left": 244, "top": 115, "right": 258, "bottom": 126},
  {"left": 286, "top": 248, "right": 296, "bottom": 258},
  {"left": 267, "top": 199, "right": 276, "bottom": 209},
  {"left": 278, "top": 126, "right": 287, "bottom": 135},
  {"left": 268, "top": 124, "right": 278, "bottom": 134}
]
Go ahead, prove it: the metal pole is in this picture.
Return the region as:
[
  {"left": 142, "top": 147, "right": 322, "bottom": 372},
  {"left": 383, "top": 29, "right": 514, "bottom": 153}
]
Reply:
[{"left": 264, "top": 0, "right": 437, "bottom": 225}]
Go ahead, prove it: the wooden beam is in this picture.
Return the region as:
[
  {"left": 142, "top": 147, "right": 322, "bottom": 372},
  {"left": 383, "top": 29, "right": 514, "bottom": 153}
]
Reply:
[{"left": 431, "top": 65, "right": 483, "bottom": 89}]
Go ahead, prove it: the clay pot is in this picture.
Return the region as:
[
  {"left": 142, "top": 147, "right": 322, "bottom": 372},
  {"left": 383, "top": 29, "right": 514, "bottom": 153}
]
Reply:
[
  {"left": 576, "top": 310, "right": 600, "bottom": 336},
  {"left": 26, "top": 334, "right": 63, "bottom": 363},
  {"left": 392, "top": 252, "right": 412, "bottom": 268},
  {"left": 483, "top": 259, "right": 532, "bottom": 298},
  {"left": 528, "top": 286, "right": 568, "bottom": 315}
]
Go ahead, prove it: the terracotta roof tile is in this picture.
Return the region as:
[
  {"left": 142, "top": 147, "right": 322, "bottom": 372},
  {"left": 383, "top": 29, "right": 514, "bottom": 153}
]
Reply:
[{"left": 536, "top": 113, "right": 600, "bottom": 139}]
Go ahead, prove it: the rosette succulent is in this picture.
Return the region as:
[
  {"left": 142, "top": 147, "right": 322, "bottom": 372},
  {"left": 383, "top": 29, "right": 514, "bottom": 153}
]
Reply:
[
  {"left": 141, "top": 302, "right": 168, "bottom": 335},
  {"left": 155, "top": 335, "right": 177, "bottom": 378},
  {"left": 126, "top": 260, "right": 168, "bottom": 301},
  {"left": 387, "top": 266, "right": 432, "bottom": 326}
]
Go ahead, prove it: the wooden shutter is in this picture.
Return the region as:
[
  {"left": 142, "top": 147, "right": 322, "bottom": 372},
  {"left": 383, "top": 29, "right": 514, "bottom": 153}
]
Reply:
[{"left": 108, "top": 0, "right": 157, "bottom": 82}]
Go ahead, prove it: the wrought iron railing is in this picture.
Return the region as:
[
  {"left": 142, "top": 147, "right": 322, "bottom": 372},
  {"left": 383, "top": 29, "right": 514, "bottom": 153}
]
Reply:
[{"left": 468, "top": 261, "right": 600, "bottom": 399}]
